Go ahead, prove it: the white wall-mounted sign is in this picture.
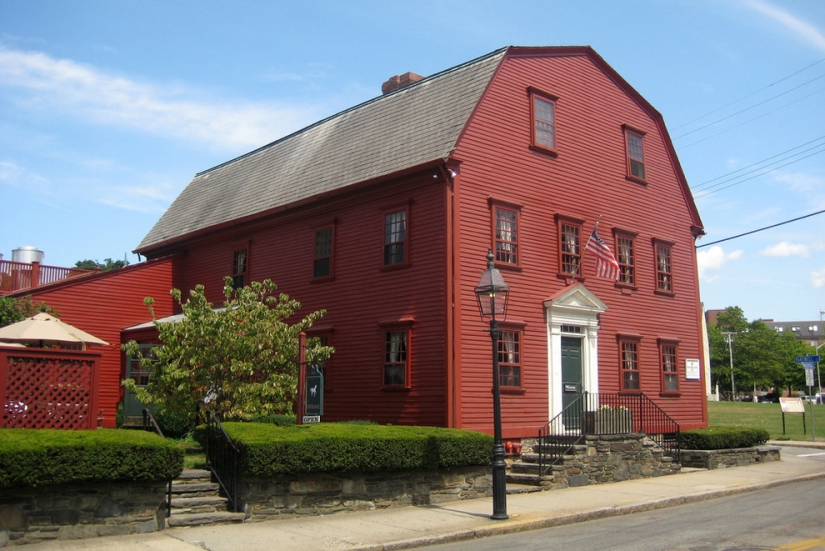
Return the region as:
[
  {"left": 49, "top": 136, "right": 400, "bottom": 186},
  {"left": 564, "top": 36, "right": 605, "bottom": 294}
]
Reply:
[{"left": 685, "top": 359, "right": 700, "bottom": 380}]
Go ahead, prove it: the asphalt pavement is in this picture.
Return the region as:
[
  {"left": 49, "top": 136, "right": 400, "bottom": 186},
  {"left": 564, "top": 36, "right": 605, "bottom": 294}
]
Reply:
[{"left": 17, "top": 440, "right": 825, "bottom": 551}]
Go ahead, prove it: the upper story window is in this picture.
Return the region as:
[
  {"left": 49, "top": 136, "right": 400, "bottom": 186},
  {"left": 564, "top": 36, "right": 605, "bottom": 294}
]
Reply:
[
  {"left": 384, "top": 209, "right": 407, "bottom": 266},
  {"left": 232, "top": 248, "right": 248, "bottom": 289},
  {"left": 624, "top": 126, "right": 646, "bottom": 182},
  {"left": 654, "top": 239, "right": 674, "bottom": 295},
  {"left": 313, "top": 227, "right": 334, "bottom": 279},
  {"left": 556, "top": 215, "right": 583, "bottom": 278},
  {"left": 492, "top": 202, "right": 520, "bottom": 266},
  {"left": 614, "top": 230, "right": 637, "bottom": 287},
  {"left": 619, "top": 337, "right": 641, "bottom": 391},
  {"left": 660, "top": 340, "right": 679, "bottom": 394},
  {"left": 529, "top": 88, "right": 558, "bottom": 154},
  {"left": 498, "top": 330, "right": 522, "bottom": 388}
]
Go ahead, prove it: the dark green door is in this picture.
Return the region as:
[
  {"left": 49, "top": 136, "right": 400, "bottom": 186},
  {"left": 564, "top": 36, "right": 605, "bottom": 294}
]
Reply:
[{"left": 561, "top": 336, "right": 583, "bottom": 428}]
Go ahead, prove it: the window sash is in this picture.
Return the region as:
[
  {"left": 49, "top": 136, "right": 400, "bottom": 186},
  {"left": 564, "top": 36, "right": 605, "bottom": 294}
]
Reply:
[
  {"left": 534, "top": 96, "right": 556, "bottom": 149},
  {"left": 656, "top": 245, "right": 672, "bottom": 292},
  {"left": 495, "top": 208, "right": 518, "bottom": 264},
  {"left": 621, "top": 341, "right": 640, "bottom": 390},
  {"left": 233, "top": 249, "right": 247, "bottom": 289},
  {"left": 617, "top": 236, "right": 635, "bottom": 285},
  {"left": 626, "top": 132, "right": 646, "bottom": 179},
  {"left": 384, "top": 210, "right": 407, "bottom": 265},
  {"left": 661, "top": 344, "right": 678, "bottom": 392},
  {"left": 561, "top": 223, "right": 580, "bottom": 274},
  {"left": 497, "top": 331, "right": 521, "bottom": 387},
  {"left": 384, "top": 330, "right": 408, "bottom": 386},
  {"left": 314, "top": 228, "right": 333, "bottom": 278}
]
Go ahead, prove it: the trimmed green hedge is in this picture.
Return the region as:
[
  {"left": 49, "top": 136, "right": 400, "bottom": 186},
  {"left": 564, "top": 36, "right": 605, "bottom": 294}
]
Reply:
[
  {"left": 0, "top": 429, "right": 184, "bottom": 489},
  {"left": 681, "top": 426, "right": 770, "bottom": 450},
  {"left": 196, "top": 423, "right": 493, "bottom": 477}
]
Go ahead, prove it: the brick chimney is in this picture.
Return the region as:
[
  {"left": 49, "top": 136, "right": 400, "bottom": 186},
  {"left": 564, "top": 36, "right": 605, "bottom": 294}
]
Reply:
[{"left": 381, "top": 72, "right": 424, "bottom": 94}]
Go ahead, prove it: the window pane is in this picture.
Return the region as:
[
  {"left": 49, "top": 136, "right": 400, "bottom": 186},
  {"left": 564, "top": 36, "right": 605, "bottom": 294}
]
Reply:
[
  {"left": 233, "top": 249, "right": 247, "bottom": 289},
  {"left": 314, "top": 228, "right": 332, "bottom": 278},
  {"left": 621, "top": 341, "right": 639, "bottom": 390},
  {"left": 498, "top": 331, "right": 521, "bottom": 387},
  {"left": 384, "top": 211, "right": 407, "bottom": 265},
  {"left": 627, "top": 133, "right": 645, "bottom": 179},
  {"left": 384, "top": 330, "right": 407, "bottom": 386},
  {"left": 657, "top": 245, "right": 672, "bottom": 291},
  {"left": 617, "top": 236, "right": 635, "bottom": 284},
  {"left": 534, "top": 97, "right": 556, "bottom": 149},
  {"left": 495, "top": 208, "right": 518, "bottom": 264},
  {"left": 561, "top": 224, "right": 580, "bottom": 274},
  {"left": 662, "top": 345, "right": 678, "bottom": 391}
]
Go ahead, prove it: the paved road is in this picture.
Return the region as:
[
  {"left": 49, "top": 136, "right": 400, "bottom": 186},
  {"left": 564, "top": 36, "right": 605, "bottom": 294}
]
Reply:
[{"left": 427, "top": 478, "right": 825, "bottom": 551}]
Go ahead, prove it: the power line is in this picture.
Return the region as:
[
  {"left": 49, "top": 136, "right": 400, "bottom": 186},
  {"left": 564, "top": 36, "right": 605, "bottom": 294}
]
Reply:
[
  {"left": 672, "top": 57, "right": 825, "bottom": 132},
  {"left": 696, "top": 209, "right": 825, "bottom": 249},
  {"left": 692, "top": 144, "right": 825, "bottom": 198}
]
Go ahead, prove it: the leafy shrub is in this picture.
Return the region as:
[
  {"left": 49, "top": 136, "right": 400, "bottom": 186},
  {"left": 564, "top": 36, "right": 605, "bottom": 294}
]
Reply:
[
  {"left": 0, "top": 429, "right": 184, "bottom": 489},
  {"left": 194, "top": 423, "right": 492, "bottom": 477},
  {"left": 155, "top": 410, "right": 196, "bottom": 439},
  {"left": 681, "top": 426, "right": 770, "bottom": 450}
]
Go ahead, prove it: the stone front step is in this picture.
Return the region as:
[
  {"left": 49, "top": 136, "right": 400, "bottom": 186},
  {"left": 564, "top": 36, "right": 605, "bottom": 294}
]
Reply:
[
  {"left": 167, "top": 511, "right": 246, "bottom": 527},
  {"left": 171, "top": 481, "right": 221, "bottom": 497},
  {"left": 171, "top": 496, "right": 231, "bottom": 515},
  {"left": 505, "top": 483, "right": 542, "bottom": 494}
]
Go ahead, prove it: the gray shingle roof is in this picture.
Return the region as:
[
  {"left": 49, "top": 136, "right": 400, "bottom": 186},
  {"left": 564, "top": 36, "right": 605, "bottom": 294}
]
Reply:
[{"left": 137, "top": 48, "right": 507, "bottom": 253}]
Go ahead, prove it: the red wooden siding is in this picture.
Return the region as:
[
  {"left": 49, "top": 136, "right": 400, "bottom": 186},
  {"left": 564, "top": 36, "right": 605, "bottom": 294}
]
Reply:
[
  {"left": 16, "top": 258, "right": 178, "bottom": 427},
  {"left": 452, "top": 52, "right": 706, "bottom": 436},
  {"left": 170, "top": 170, "right": 451, "bottom": 427}
]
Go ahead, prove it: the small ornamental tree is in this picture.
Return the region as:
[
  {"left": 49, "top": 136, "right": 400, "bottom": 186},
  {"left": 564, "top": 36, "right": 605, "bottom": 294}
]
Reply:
[{"left": 122, "top": 278, "right": 333, "bottom": 422}]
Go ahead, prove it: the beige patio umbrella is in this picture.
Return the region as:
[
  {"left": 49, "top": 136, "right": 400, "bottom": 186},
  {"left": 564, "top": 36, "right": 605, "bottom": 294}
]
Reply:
[{"left": 0, "top": 313, "right": 109, "bottom": 349}]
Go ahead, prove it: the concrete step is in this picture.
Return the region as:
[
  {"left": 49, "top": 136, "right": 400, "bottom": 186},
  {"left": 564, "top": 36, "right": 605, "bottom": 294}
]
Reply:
[
  {"left": 176, "top": 468, "right": 212, "bottom": 482},
  {"left": 506, "top": 472, "right": 552, "bottom": 487},
  {"left": 505, "top": 483, "right": 543, "bottom": 494},
  {"left": 166, "top": 511, "right": 246, "bottom": 528}
]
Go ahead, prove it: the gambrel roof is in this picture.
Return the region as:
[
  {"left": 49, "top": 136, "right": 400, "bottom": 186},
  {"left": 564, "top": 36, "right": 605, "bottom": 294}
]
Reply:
[
  {"left": 137, "top": 46, "right": 702, "bottom": 254},
  {"left": 137, "top": 48, "right": 508, "bottom": 253}
]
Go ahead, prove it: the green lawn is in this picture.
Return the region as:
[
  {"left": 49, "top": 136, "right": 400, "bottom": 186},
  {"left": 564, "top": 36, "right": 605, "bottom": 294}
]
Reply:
[{"left": 708, "top": 401, "right": 825, "bottom": 442}]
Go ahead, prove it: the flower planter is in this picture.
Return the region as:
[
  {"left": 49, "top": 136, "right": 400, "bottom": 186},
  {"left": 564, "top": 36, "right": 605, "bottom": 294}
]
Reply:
[{"left": 581, "top": 410, "right": 632, "bottom": 434}]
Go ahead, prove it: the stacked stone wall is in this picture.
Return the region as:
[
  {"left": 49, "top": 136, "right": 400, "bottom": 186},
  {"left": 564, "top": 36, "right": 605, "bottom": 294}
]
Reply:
[
  {"left": 681, "top": 446, "right": 781, "bottom": 469},
  {"left": 544, "top": 433, "right": 681, "bottom": 490},
  {"left": 0, "top": 482, "right": 168, "bottom": 547},
  {"left": 240, "top": 466, "right": 490, "bottom": 521}
]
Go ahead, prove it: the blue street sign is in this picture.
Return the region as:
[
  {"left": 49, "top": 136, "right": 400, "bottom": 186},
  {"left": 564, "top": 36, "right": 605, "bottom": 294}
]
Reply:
[
  {"left": 794, "top": 355, "right": 820, "bottom": 363},
  {"left": 802, "top": 362, "right": 816, "bottom": 370}
]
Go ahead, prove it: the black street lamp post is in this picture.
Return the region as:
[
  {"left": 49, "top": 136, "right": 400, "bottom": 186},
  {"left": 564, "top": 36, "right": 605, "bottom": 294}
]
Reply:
[{"left": 474, "top": 249, "right": 509, "bottom": 520}]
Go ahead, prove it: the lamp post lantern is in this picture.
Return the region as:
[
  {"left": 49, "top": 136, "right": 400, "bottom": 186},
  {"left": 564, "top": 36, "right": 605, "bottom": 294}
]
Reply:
[{"left": 474, "top": 249, "right": 509, "bottom": 520}]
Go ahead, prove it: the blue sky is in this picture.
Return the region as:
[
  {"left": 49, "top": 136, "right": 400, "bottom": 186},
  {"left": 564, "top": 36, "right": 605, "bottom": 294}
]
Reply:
[{"left": 1, "top": 0, "right": 824, "bottom": 323}]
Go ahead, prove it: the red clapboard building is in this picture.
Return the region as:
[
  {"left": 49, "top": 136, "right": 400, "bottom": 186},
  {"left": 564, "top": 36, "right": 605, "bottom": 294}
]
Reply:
[{"left": 128, "top": 46, "right": 707, "bottom": 436}]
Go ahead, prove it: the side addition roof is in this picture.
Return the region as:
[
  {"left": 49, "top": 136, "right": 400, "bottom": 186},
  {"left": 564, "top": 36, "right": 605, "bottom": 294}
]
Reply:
[{"left": 136, "top": 48, "right": 507, "bottom": 254}]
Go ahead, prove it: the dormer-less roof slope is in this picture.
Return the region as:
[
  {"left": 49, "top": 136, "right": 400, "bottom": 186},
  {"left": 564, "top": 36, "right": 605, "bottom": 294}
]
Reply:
[
  {"left": 136, "top": 48, "right": 508, "bottom": 254},
  {"left": 137, "top": 45, "right": 702, "bottom": 254}
]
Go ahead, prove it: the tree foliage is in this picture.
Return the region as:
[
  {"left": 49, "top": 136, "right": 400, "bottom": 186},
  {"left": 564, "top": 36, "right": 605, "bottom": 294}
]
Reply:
[
  {"left": 708, "top": 306, "right": 814, "bottom": 396},
  {"left": 74, "top": 258, "right": 130, "bottom": 271},
  {"left": 0, "top": 296, "right": 57, "bottom": 328},
  {"left": 122, "top": 278, "right": 333, "bottom": 422}
]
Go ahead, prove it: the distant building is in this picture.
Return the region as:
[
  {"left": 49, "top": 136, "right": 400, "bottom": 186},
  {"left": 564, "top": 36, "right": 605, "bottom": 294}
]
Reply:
[{"left": 762, "top": 319, "right": 824, "bottom": 348}]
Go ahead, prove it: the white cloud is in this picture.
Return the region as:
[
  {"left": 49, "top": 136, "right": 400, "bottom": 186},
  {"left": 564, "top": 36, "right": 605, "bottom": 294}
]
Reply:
[
  {"left": 0, "top": 160, "right": 51, "bottom": 194},
  {"left": 760, "top": 241, "right": 810, "bottom": 257},
  {"left": 0, "top": 46, "right": 320, "bottom": 152},
  {"left": 811, "top": 267, "right": 825, "bottom": 288},
  {"left": 743, "top": 0, "right": 825, "bottom": 52},
  {"left": 697, "top": 245, "right": 744, "bottom": 280}
]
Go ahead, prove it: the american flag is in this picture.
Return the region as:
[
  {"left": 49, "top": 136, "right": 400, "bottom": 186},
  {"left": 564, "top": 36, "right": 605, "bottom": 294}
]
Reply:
[{"left": 585, "top": 228, "right": 620, "bottom": 280}]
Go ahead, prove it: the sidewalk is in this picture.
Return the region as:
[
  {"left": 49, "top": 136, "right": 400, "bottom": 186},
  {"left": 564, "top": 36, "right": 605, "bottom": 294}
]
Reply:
[{"left": 21, "top": 442, "right": 825, "bottom": 551}]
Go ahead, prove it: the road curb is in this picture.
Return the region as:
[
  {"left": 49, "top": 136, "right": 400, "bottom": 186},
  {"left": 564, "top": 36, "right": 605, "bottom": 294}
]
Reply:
[{"left": 349, "top": 473, "right": 825, "bottom": 551}]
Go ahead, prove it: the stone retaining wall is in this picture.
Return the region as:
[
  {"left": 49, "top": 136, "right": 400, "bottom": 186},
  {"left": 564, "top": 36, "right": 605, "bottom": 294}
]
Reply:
[
  {"left": 544, "top": 433, "right": 681, "bottom": 490},
  {"left": 680, "top": 446, "right": 781, "bottom": 469},
  {"left": 0, "top": 481, "right": 168, "bottom": 547},
  {"left": 239, "top": 466, "right": 491, "bottom": 521}
]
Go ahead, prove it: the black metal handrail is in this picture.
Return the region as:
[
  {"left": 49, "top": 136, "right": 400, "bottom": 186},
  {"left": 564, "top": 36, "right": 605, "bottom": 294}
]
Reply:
[
  {"left": 142, "top": 408, "right": 172, "bottom": 517},
  {"left": 537, "top": 392, "right": 680, "bottom": 475},
  {"left": 205, "top": 410, "right": 242, "bottom": 512}
]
